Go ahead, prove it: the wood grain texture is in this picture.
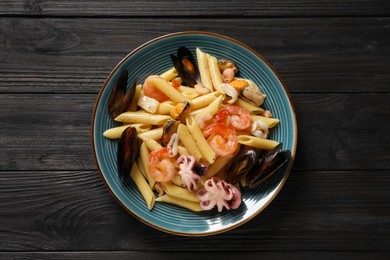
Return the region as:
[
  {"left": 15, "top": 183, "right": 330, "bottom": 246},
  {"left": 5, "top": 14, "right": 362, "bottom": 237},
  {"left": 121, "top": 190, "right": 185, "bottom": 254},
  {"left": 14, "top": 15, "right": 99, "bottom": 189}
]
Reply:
[
  {"left": 1, "top": 251, "right": 390, "bottom": 260},
  {"left": 0, "top": 170, "right": 388, "bottom": 251},
  {"left": 1, "top": 0, "right": 390, "bottom": 16},
  {"left": 0, "top": 17, "right": 389, "bottom": 93},
  {"left": 1, "top": 93, "right": 389, "bottom": 171}
]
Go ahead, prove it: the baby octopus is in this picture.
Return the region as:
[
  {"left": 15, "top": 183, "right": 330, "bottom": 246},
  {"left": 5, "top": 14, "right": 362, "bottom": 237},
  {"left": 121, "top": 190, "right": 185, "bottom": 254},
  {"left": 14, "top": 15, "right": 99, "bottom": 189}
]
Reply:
[
  {"left": 197, "top": 177, "right": 241, "bottom": 212},
  {"left": 177, "top": 155, "right": 200, "bottom": 191}
]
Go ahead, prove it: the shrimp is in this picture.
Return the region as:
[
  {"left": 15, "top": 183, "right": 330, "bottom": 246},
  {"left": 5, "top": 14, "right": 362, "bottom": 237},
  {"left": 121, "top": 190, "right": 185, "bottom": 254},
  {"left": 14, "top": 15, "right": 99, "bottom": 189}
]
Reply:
[
  {"left": 203, "top": 123, "right": 238, "bottom": 157},
  {"left": 251, "top": 120, "right": 268, "bottom": 138},
  {"left": 143, "top": 75, "right": 169, "bottom": 102},
  {"left": 197, "top": 112, "right": 214, "bottom": 130},
  {"left": 148, "top": 147, "right": 176, "bottom": 182},
  {"left": 215, "top": 105, "right": 251, "bottom": 130}
]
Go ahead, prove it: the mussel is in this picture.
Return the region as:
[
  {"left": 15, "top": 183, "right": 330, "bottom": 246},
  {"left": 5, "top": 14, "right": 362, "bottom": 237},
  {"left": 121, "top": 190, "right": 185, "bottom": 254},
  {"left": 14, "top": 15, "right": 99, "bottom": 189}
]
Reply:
[
  {"left": 240, "top": 84, "right": 265, "bottom": 107},
  {"left": 170, "top": 101, "right": 191, "bottom": 124},
  {"left": 108, "top": 69, "right": 136, "bottom": 119},
  {"left": 245, "top": 144, "right": 291, "bottom": 189},
  {"left": 170, "top": 47, "right": 200, "bottom": 87},
  {"left": 161, "top": 119, "right": 180, "bottom": 147},
  {"left": 226, "top": 145, "right": 259, "bottom": 185},
  {"left": 117, "top": 126, "right": 139, "bottom": 182}
]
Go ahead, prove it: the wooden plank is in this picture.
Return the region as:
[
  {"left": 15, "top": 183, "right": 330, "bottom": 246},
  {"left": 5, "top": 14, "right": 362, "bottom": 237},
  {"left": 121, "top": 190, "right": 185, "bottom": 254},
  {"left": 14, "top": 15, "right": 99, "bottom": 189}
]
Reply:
[
  {"left": 1, "top": 251, "right": 389, "bottom": 260},
  {"left": 0, "top": 93, "right": 389, "bottom": 171},
  {"left": 1, "top": 0, "right": 389, "bottom": 16},
  {"left": 0, "top": 17, "right": 389, "bottom": 93},
  {"left": 0, "top": 170, "right": 388, "bottom": 251}
]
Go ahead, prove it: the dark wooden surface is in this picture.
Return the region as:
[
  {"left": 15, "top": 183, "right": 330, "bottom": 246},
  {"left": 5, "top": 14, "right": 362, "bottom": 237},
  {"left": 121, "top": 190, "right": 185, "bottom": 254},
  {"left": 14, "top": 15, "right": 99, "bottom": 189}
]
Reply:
[{"left": 1, "top": 1, "right": 389, "bottom": 259}]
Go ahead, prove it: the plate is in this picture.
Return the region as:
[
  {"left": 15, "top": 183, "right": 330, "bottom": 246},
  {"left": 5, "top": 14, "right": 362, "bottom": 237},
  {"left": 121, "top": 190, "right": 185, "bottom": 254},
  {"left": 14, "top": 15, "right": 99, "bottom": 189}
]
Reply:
[{"left": 91, "top": 31, "right": 297, "bottom": 236}]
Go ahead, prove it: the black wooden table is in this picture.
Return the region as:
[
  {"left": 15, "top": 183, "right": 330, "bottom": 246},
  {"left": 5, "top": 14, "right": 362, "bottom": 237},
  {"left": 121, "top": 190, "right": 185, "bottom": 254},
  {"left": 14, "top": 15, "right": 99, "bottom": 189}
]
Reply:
[{"left": 1, "top": 1, "right": 389, "bottom": 259}]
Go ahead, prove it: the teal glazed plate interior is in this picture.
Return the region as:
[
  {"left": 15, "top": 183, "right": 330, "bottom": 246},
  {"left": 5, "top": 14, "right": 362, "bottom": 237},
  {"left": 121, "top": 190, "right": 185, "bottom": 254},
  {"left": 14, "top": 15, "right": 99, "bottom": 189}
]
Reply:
[{"left": 91, "top": 31, "right": 297, "bottom": 236}]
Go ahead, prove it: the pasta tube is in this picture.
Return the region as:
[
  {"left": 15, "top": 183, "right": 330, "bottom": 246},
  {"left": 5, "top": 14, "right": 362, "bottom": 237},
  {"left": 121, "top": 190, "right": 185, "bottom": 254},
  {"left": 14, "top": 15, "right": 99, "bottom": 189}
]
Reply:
[
  {"left": 115, "top": 111, "right": 171, "bottom": 125},
  {"left": 162, "top": 182, "right": 199, "bottom": 202},
  {"left": 160, "top": 67, "right": 178, "bottom": 81},
  {"left": 156, "top": 194, "right": 202, "bottom": 212},
  {"left": 128, "top": 84, "right": 143, "bottom": 111},
  {"left": 201, "top": 156, "right": 231, "bottom": 181},
  {"left": 137, "top": 127, "right": 163, "bottom": 140},
  {"left": 237, "top": 135, "right": 279, "bottom": 150},
  {"left": 186, "top": 115, "right": 216, "bottom": 164},
  {"left": 156, "top": 100, "right": 175, "bottom": 115},
  {"left": 190, "top": 91, "right": 222, "bottom": 110},
  {"left": 208, "top": 54, "right": 223, "bottom": 93},
  {"left": 196, "top": 47, "right": 213, "bottom": 92},
  {"left": 144, "top": 138, "right": 162, "bottom": 151},
  {"left": 236, "top": 98, "right": 265, "bottom": 114},
  {"left": 103, "top": 124, "right": 151, "bottom": 139},
  {"left": 191, "top": 94, "right": 224, "bottom": 116},
  {"left": 177, "top": 123, "right": 203, "bottom": 161},
  {"left": 140, "top": 142, "right": 155, "bottom": 189},
  {"left": 147, "top": 77, "right": 191, "bottom": 103},
  {"left": 130, "top": 163, "right": 155, "bottom": 210},
  {"left": 250, "top": 115, "right": 280, "bottom": 128}
]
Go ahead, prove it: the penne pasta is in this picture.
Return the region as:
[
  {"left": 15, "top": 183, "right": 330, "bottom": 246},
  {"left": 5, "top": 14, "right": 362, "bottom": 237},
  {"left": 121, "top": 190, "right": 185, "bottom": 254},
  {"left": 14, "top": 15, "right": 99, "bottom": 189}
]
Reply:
[
  {"left": 186, "top": 115, "right": 216, "bottom": 164},
  {"left": 144, "top": 138, "right": 162, "bottom": 151},
  {"left": 190, "top": 91, "right": 222, "bottom": 110},
  {"left": 178, "top": 145, "right": 190, "bottom": 156},
  {"left": 128, "top": 84, "right": 143, "bottom": 111},
  {"left": 140, "top": 142, "right": 155, "bottom": 189},
  {"left": 156, "top": 194, "right": 202, "bottom": 212},
  {"left": 177, "top": 123, "right": 203, "bottom": 161},
  {"left": 115, "top": 111, "right": 171, "bottom": 125},
  {"left": 208, "top": 54, "right": 223, "bottom": 93},
  {"left": 196, "top": 47, "right": 213, "bottom": 92},
  {"left": 250, "top": 115, "right": 280, "bottom": 128},
  {"left": 147, "top": 77, "right": 191, "bottom": 103},
  {"left": 179, "top": 86, "right": 199, "bottom": 99},
  {"left": 137, "top": 127, "right": 163, "bottom": 140},
  {"left": 103, "top": 124, "right": 152, "bottom": 139},
  {"left": 236, "top": 98, "right": 265, "bottom": 115},
  {"left": 156, "top": 100, "right": 175, "bottom": 115},
  {"left": 201, "top": 156, "right": 231, "bottom": 181},
  {"left": 162, "top": 182, "right": 199, "bottom": 202},
  {"left": 160, "top": 67, "right": 178, "bottom": 81},
  {"left": 130, "top": 163, "right": 155, "bottom": 210},
  {"left": 191, "top": 94, "right": 224, "bottom": 116},
  {"left": 237, "top": 134, "right": 279, "bottom": 150}
]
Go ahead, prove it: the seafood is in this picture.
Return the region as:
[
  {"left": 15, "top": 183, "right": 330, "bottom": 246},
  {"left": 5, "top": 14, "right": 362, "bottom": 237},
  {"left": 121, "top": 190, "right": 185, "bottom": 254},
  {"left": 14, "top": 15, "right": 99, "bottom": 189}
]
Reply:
[
  {"left": 117, "top": 127, "right": 139, "bottom": 182},
  {"left": 170, "top": 101, "right": 191, "bottom": 124},
  {"left": 245, "top": 144, "right": 291, "bottom": 188},
  {"left": 170, "top": 47, "right": 199, "bottom": 87},
  {"left": 226, "top": 145, "right": 259, "bottom": 185},
  {"left": 203, "top": 123, "right": 238, "bottom": 157},
  {"left": 143, "top": 75, "right": 169, "bottom": 102},
  {"left": 161, "top": 120, "right": 180, "bottom": 146},
  {"left": 215, "top": 104, "right": 251, "bottom": 130},
  {"left": 251, "top": 120, "right": 269, "bottom": 138},
  {"left": 220, "top": 83, "right": 238, "bottom": 104},
  {"left": 177, "top": 155, "right": 201, "bottom": 191},
  {"left": 108, "top": 69, "right": 136, "bottom": 118},
  {"left": 218, "top": 59, "right": 238, "bottom": 74},
  {"left": 197, "top": 177, "right": 241, "bottom": 212},
  {"left": 148, "top": 147, "right": 176, "bottom": 182},
  {"left": 197, "top": 112, "right": 214, "bottom": 130},
  {"left": 241, "top": 84, "right": 265, "bottom": 107}
]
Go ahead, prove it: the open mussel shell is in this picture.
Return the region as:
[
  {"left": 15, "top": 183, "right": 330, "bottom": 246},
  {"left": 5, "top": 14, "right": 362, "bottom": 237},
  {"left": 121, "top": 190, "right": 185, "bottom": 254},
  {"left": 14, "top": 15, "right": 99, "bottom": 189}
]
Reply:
[
  {"left": 246, "top": 144, "right": 291, "bottom": 189},
  {"left": 226, "top": 145, "right": 259, "bottom": 185},
  {"left": 117, "top": 126, "right": 139, "bottom": 182},
  {"left": 170, "top": 47, "right": 199, "bottom": 87},
  {"left": 108, "top": 69, "right": 136, "bottom": 119}
]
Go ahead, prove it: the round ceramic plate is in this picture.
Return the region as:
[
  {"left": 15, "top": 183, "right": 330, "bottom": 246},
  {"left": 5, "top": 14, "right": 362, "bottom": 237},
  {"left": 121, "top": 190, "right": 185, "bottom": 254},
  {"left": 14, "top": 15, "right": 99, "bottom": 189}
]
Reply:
[{"left": 91, "top": 31, "right": 297, "bottom": 236}]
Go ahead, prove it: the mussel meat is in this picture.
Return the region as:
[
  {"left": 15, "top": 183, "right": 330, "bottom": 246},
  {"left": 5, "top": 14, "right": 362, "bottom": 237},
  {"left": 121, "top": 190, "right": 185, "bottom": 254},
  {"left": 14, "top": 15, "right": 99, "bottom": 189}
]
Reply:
[
  {"left": 226, "top": 145, "right": 259, "bottom": 185},
  {"left": 240, "top": 84, "right": 265, "bottom": 107},
  {"left": 170, "top": 101, "right": 191, "bottom": 124},
  {"left": 245, "top": 144, "right": 291, "bottom": 188},
  {"left": 170, "top": 47, "right": 200, "bottom": 87},
  {"left": 161, "top": 119, "right": 180, "bottom": 147},
  {"left": 108, "top": 69, "right": 136, "bottom": 119},
  {"left": 117, "top": 126, "right": 139, "bottom": 182}
]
